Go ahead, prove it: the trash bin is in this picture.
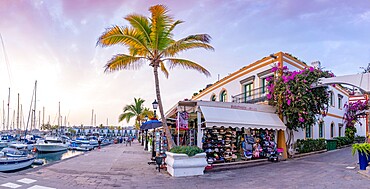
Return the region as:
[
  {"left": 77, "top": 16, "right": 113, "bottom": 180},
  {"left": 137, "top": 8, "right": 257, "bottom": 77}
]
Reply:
[{"left": 326, "top": 139, "right": 337, "bottom": 151}]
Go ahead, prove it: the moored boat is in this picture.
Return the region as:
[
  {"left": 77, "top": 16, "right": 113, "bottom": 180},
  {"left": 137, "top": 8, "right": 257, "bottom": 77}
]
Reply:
[
  {"left": 34, "top": 136, "right": 69, "bottom": 152},
  {"left": 0, "top": 148, "right": 35, "bottom": 172}
]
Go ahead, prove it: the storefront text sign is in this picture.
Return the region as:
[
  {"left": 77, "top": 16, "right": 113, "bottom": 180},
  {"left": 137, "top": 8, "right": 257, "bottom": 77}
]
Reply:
[{"left": 230, "top": 105, "right": 257, "bottom": 111}]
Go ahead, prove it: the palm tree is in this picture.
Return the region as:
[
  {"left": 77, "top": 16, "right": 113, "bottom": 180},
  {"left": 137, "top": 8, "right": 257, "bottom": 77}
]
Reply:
[
  {"left": 97, "top": 5, "right": 213, "bottom": 149},
  {"left": 119, "top": 98, "right": 153, "bottom": 129}
]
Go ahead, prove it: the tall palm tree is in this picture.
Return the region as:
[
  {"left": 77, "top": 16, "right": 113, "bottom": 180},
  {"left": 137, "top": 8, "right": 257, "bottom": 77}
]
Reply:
[
  {"left": 97, "top": 5, "right": 213, "bottom": 149},
  {"left": 118, "top": 98, "right": 153, "bottom": 129}
]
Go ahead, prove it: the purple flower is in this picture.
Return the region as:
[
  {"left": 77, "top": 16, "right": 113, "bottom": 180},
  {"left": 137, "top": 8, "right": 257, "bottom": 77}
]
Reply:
[
  {"left": 309, "top": 67, "right": 315, "bottom": 72},
  {"left": 298, "top": 117, "right": 305, "bottom": 123},
  {"left": 271, "top": 67, "right": 278, "bottom": 72},
  {"left": 287, "top": 99, "right": 291, "bottom": 105},
  {"left": 267, "top": 93, "right": 272, "bottom": 100}
]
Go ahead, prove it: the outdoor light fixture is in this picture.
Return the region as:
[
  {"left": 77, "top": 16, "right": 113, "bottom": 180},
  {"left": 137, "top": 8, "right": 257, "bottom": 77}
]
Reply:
[
  {"left": 152, "top": 99, "right": 158, "bottom": 110},
  {"left": 152, "top": 99, "right": 158, "bottom": 118},
  {"left": 145, "top": 115, "right": 148, "bottom": 122}
]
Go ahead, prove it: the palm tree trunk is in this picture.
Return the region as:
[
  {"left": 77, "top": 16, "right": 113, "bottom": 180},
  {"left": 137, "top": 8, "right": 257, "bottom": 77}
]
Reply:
[{"left": 153, "top": 64, "right": 176, "bottom": 149}]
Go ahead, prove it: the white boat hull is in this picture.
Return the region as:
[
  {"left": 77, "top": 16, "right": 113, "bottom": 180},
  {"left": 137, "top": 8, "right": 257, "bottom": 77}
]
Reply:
[
  {"left": 34, "top": 144, "right": 68, "bottom": 152},
  {"left": 0, "top": 157, "right": 35, "bottom": 172}
]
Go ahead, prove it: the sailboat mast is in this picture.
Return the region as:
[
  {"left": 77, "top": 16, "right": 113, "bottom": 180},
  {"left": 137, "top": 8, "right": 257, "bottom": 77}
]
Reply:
[
  {"left": 7, "top": 87, "right": 10, "bottom": 131},
  {"left": 58, "top": 101, "right": 60, "bottom": 127},
  {"left": 2, "top": 100, "right": 4, "bottom": 130},
  {"left": 25, "top": 81, "right": 36, "bottom": 136},
  {"left": 33, "top": 81, "right": 37, "bottom": 131},
  {"left": 17, "top": 93, "right": 19, "bottom": 130}
]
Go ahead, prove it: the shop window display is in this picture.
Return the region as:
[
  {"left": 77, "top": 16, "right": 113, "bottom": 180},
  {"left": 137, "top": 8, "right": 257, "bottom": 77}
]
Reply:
[{"left": 203, "top": 127, "right": 278, "bottom": 164}]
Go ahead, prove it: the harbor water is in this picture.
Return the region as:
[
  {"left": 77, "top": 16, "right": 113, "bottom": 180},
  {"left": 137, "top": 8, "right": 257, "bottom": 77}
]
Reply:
[{"left": 34, "top": 150, "right": 84, "bottom": 166}]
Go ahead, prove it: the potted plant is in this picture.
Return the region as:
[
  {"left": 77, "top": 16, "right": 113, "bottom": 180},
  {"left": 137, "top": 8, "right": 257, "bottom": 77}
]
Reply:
[
  {"left": 352, "top": 143, "right": 370, "bottom": 170},
  {"left": 165, "top": 146, "right": 207, "bottom": 177}
]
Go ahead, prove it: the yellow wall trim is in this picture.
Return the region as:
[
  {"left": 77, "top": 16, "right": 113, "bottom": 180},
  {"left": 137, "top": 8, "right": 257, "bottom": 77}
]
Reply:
[{"left": 326, "top": 113, "right": 342, "bottom": 119}]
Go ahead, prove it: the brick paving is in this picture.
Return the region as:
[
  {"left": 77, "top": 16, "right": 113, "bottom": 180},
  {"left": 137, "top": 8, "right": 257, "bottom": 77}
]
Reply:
[{"left": 0, "top": 141, "right": 368, "bottom": 189}]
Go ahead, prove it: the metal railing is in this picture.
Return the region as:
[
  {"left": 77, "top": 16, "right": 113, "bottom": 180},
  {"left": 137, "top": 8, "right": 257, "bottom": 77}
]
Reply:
[{"left": 232, "top": 87, "right": 268, "bottom": 104}]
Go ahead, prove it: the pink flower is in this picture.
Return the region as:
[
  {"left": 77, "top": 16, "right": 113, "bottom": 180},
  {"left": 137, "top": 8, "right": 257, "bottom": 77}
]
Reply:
[
  {"left": 271, "top": 67, "right": 278, "bottom": 72},
  {"left": 298, "top": 117, "right": 305, "bottom": 122},
  {"left": 287, "top": 99, "right": 291, "bottom": 105},
  {"left": 267, "top": 94, "right": 272, "bottom": 100},
  {"left": 309, "top": 67, "right": 315, "bottom": 72}
]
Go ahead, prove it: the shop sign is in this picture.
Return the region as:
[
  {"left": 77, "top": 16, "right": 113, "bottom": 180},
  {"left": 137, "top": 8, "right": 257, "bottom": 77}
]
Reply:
[{"left": 230, "top": 105, "right": 257, "bottom": 111}]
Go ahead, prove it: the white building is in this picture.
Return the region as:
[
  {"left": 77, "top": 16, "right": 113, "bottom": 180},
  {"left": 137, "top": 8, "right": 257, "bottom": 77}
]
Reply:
[{"left": 191, "top": 52, "right": 350, "bottom": 141}]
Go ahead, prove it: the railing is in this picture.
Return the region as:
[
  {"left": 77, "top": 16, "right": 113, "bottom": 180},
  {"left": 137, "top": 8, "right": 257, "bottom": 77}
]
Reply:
[{"left": 232, "top": 87, "right": 268, "bottom": 104}]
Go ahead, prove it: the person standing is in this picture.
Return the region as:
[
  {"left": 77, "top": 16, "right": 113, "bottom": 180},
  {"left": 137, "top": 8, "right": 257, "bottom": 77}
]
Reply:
[{"left": 128, "top": 135, "right": 132, "bottom": 146}]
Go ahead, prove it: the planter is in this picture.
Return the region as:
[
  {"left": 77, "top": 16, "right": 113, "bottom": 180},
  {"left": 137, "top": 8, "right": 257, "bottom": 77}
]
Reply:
[
  {"left": 358, "top": 152, "right": 368, "bottom": 170},
  {"left": 165, "top": 152, "right": 208, "bottom": 177}
]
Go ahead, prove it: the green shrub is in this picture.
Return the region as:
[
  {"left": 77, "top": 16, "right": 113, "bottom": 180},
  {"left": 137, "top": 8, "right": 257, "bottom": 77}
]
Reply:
[
  {"left": 345, "top": 127, "right": 357, "bottom": 142},
  {"left": 354, "top": 135, "right": 366, "bottom": 143},
  {"left": 296, "top": 138, "right": 327, "bottom": 153},
  {"left": 333, "top": 136, "right": 352, "bottom": 147},
  {"left": 169, "top": 146, "right": 204, "bottom": 157}
]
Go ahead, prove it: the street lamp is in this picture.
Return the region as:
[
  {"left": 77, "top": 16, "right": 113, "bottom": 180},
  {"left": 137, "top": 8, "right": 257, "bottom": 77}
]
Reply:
[
  {"left": 142, "top": 115, "right": 148, "bottom": 146},
  {"left": 151, "top": 99, "right": 158, "bottom": 159},
  {"left": 152, "top": 99, "right": 158, "bottom": 118}
]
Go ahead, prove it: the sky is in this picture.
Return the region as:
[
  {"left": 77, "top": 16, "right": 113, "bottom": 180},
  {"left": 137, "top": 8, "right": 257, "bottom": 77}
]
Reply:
[{"left": 0, "top": 0, "right": 369, "bottom": 128}]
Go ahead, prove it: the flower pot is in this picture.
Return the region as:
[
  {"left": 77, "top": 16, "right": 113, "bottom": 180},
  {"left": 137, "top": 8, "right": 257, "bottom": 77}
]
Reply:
[
  {"left": 165, "top": 152, "right": 208, "bottom": 177},
  {"left": 358, "top": 152, "right": 368, "bottom": 170}
]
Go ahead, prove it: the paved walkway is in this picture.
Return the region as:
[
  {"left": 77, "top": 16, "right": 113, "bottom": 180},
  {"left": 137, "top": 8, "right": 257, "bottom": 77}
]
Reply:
[{"left": 0, "top": 142, "right": 368, "bottom": 189}]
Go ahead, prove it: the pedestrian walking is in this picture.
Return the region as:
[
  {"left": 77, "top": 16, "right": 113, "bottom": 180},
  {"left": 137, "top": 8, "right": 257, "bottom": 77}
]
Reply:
[{"left": 128, "top": 135, "right": 132, "bottom": 146}]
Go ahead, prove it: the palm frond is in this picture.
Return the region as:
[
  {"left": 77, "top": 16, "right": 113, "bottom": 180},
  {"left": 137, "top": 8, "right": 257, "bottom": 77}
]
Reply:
[
  {"left": 104, "top": 54, "right": 146, "bottom": 73},
  {"left": 125, "top": 14, "right": 152, "bottom": 47},
  {"left": 97, "top": 26, "right": 150, "bottom": 56},
  {"left": 160, "top": 61, "right": 169, "bottom": 78},
  {"left": 118, "top": 112, "right": 135, "bottom": 123},
  {"left": 164, "top": 58, "right": 211, "bottom": 77},
  {"left": 149, "top": 5, "right": 173, "bottom": 51},
  {"left": 168, "top": 20, "right": 184, "bottom": 34},
  {"left": 162, "top": 42, "right": 214, "bottom": 57}
]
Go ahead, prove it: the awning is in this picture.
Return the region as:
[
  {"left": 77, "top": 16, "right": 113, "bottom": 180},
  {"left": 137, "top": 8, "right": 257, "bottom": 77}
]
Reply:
[{"left": 200, "top": 106, "right": 286, "bottom": 130}]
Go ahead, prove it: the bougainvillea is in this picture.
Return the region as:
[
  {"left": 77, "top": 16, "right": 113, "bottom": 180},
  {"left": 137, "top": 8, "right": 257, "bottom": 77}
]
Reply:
[
  {"left": 343, "top": 100, "right": 369, "bottom": 127},
  {"left": 266, "top": 64, "right": 334, "bottom": 131}
]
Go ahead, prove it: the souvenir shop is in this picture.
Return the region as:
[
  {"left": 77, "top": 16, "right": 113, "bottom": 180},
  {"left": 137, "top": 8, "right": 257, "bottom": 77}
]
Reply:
[{"left": 165, "top": 100, "right": 287, "bottom": 164}]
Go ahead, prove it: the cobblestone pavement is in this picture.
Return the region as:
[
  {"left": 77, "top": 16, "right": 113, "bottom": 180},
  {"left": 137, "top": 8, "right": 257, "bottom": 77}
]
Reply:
[{"left": 0, "top": 142, "right": 368, "bottom": 189}]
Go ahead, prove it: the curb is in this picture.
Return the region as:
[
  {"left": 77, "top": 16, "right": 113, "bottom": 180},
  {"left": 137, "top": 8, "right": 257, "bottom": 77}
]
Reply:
[
  {"left": 358, "top": 169, "right": 370, "bottom": 179},
  {"left": 292, "top": 149, "right": 328, "bottom": 159},
  {"left": 205, "top": 159, "right": 273, "bottom": 172}
]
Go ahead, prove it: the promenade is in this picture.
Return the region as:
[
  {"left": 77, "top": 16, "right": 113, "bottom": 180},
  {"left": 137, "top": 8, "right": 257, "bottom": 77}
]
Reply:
[{"left": 0, "top": 141, "right": 368, "bottom": 189}]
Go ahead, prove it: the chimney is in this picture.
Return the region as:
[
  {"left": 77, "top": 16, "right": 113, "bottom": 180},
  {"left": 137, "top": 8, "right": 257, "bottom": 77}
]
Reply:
[{"left": 311, "top": 61, "right": 321, "bottom": 69}]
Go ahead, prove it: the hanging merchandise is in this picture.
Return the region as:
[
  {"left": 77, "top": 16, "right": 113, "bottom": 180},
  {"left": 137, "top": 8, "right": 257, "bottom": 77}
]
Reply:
[{"left": 176, "top": 111, "right": 189, "bottom": 130}]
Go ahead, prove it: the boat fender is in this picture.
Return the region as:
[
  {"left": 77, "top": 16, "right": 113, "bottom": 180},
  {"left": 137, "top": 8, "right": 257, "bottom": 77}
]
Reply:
[{"left": 32, "top": 147, "right": 37, "bottom": 152}]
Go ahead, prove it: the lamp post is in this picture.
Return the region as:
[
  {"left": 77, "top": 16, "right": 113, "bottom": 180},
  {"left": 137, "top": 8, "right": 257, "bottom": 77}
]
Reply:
[
  {"left": 151, "top": 99, "right": 158, "bottom": 158},
  {"left": 152, "top": 99, "right": 158, "bottom": 118},
  {"left": 143, "top": 115, "right": 148, "bottom": 147}
]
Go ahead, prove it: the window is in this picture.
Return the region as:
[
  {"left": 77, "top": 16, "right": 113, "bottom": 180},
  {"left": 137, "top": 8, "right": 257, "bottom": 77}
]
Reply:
[
  {"left": 319, "top": 122, "right": 324, "bottom": 138},
  {"left": 329, "top": 91, "right": 334, "bottom": 106},
  {"left": 305, "top": 125, "right": 312, "bottom": 138},
  {"left": 338, "top": 124, "right": 343, "bottom": 137},
  {"left": 220, "top": 90, "right": 227, "bottom": 102},
  {"left": 243, "top": 83, "right": 253, "bottom": 102},
  {"left": 338, "top": 94, "right": 343, "bottom": 109},
  {"left": 330, "top": 123, "right": 335, "bottom": 138},
  {"left": 210, "top": 94, "right": 216, "bottom": 101},
  {"left": 261, "top": 78, "right": 267, "bottom": 94}
]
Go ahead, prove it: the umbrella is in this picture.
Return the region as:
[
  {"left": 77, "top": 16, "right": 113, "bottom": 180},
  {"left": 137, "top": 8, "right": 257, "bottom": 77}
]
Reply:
[{"left": 140, "top": 120, "right": 162, "bottom": 130}]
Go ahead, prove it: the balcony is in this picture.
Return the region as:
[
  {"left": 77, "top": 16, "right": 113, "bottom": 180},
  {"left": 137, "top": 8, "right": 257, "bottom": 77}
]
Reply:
[{"left": 232, "top": 87, "right": 268, "bottom": 104}]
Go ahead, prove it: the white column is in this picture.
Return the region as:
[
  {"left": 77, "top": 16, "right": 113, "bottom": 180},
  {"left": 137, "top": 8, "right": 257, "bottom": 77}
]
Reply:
[{"left": 197, "top": 111, "right": 202, "bottom": 148}]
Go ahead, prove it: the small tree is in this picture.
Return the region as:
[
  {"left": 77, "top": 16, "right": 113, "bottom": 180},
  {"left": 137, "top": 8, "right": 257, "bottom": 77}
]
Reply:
[
  {"left": 267, "top": 65, "right": 334, "bottom": 148},
  {"left": 343, "top": 100, "right": 369, "bottom": 141}
]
